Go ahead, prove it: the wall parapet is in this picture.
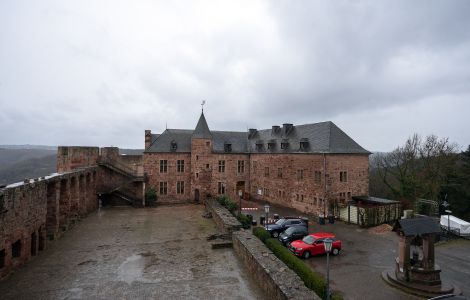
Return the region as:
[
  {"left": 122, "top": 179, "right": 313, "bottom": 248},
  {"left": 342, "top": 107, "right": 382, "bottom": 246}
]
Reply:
[
  {"left": 0, "top": 166, "right": 98, "bottom": 279},
  {"left": 233, "top": 230, "right": 320, "bottom": 300},
  {"left": 204, "top": 198, "right": 241, "bottom": 234}
]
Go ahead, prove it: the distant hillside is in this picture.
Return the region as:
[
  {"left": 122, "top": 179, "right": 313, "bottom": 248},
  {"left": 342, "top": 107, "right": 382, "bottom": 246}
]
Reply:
[
  {"left": 0, "top": 154, "right": 57, "bottom": 186},
  {"left": 0, "top": 148, "right": 57, "bottom": 168}
]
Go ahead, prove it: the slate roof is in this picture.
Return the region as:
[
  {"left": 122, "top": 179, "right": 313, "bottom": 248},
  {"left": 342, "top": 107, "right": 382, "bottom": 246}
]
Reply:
[
  {"left": 192, "top": 112, "right": 212, "bottom": 139},
  {"left": 145, "top": 113, "right": 370, "bottom": 154},
  {"left": 396, "top": 217, "right": 441, "bottom": 236}
]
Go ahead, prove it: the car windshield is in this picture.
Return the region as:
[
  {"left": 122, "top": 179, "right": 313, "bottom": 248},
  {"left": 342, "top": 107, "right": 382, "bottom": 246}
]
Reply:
[
  {"left": 284, "top": 227, "right": 296, "bottom": 234},
  {"left": 275, "top": 219, "right": 286, "bottom": 225},
  {"left": 302, "top": 235, "right": 315, "bottom": 245}
]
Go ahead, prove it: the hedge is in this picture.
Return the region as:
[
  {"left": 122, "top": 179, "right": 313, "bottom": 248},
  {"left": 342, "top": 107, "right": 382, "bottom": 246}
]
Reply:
[
  {"left": 253, "top": 227, "right": 343, "bottom": 300},
  {"left": 216, "top": 195, "right": 252, "bottom": 229}
]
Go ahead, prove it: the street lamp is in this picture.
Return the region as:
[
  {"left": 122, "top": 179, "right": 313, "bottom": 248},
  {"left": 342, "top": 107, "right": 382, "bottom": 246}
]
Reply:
[
  {"left": 264, "top": 204, "right": 270, "bottom": 229},
  {"left": 445, "top": 209, "right": 452, "bottom": 234},
  {"left": 323, "top": 238, "right": 333, "bottom": 300},
  {"left": 238, "top": 190, "right": 243, "bottom": 216}
]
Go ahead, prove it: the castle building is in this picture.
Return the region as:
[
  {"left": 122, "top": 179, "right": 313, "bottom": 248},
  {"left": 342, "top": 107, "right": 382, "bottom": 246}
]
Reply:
[{"left": 144, "top": 111, "right": 370, "bottom": 216}]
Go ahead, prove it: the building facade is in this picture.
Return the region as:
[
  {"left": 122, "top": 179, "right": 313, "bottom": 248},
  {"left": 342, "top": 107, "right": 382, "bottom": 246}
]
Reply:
[{"left": 144, "top": 112, "right": 370, "bottom": 216}]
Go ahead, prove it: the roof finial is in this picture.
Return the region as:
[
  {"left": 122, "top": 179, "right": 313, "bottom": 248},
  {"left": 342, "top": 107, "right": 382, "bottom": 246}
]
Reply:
[{"left": 201, "top": 100, "right": 206, "bottom": 112}]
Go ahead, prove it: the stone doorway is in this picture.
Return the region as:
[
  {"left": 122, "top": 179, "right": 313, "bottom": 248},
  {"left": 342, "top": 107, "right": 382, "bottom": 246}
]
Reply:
[
  {"left": 195, "top": 189, "right": 200, "bottom": 203},
  {"left": 236, "top": 181, "right": 245, "bottom": 199}
]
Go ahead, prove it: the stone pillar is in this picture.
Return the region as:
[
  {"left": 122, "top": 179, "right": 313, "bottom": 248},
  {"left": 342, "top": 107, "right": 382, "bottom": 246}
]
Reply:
[
  {"left": 59, "top": 179, "right": 70, "bottom": 231},
  {"left": 422, "top": 234, "right": 435, "bottom": 269},
  {"left": 397, "top": 234, "right": 411, "bottom": 281},
  {"left": 86, "top": 173, "right": 92, "bottom": 213},
  {"left": 46, "top": 182, "right": 60, "bottom": 240},
  {"left": 79, "top": 175, "right": 86, "bottom": 216}
]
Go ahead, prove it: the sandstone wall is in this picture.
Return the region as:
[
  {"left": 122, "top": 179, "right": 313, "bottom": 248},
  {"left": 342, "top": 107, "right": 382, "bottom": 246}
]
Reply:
[
  {"left": 144, "top": 152, "right": 192, "bottom": 203},
  {"left": 57, "top": 147, "right": 99, "bottom": 173},
  {"left": 204, "top": 198, "right": 241, "bottom": 234},
  {"left": 250, "top": 153, "right": 369, "bottom": 216},
  {"left": 0, "top": 167, "right": 98, "bottom": 279},
  {"left": 233, "top": 230, "right": 320, "bottom": 300}
]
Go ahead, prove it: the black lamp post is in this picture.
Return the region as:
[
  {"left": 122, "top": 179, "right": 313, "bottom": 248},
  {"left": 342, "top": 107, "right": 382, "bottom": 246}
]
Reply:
[
  {"left": 238, "top": 190, "right": 243, "bottom": 216},
  {"left": 264, "top": 204, "right": 270, "bottom": 229},
  {"left": 442, "top": 200, "right": 451, "bottom": 234},
  {"left": 323, "top": 238, "right": 333, "bottom": 300}
]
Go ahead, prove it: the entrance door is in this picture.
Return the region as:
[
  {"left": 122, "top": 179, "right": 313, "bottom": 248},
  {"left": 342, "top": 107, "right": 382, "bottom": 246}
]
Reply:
[
  {"left": 195, "top": 189, "right": 200, "bottom": 202},
  {"left": 236, "top": 181, "right": 245, "bottom": 199}
]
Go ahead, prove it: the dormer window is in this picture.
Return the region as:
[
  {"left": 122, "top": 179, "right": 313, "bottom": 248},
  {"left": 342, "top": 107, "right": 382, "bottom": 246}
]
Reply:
[
  {"left": 281, "top": 139, "right": 289, "bottom": 150},
  {"left": 300, "top": 138, "right": 309, "bottom": 150},
  {"left": 171, "top": 141, "right": 177, "bottom": 151},
  {"left": 267, "top": 140, "right": 276, "bottom": 150},
  {"left": 256, "top": 140, "right": 264, "bottom": 151},
  {"left": 224, "top": 143, "right": 232, "bottom": 152}
]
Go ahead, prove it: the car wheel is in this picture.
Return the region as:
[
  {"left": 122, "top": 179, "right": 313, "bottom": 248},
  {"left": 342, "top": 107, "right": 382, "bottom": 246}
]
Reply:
[
  {"left": 332, "top": 248, "right": 340, "bottom": 256},
  {"left": 272, "top": 232, "right": 279, "bottom": 238},
  {"left": 303, "top": 251, "right": 311, "bottom": 259}
]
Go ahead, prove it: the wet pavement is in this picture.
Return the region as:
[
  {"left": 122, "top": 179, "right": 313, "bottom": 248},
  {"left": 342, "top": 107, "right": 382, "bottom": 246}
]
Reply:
[
  {"left": 241, "top": 199, "right": 470, "bottom": 300},
  {"left": 0, "top": 204, "right": 265, "bottom": 299}
]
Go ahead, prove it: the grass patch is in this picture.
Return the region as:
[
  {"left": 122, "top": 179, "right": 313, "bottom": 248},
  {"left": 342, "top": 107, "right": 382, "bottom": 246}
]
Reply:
[{"left": 253, "top": 227, "right": 343, "bottom": 300}]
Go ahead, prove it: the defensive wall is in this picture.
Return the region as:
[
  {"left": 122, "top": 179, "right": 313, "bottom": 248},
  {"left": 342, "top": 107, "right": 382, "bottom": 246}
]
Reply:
[
  {"left": 0, "top": 146, "right": 144, "bottom": 279},
  {"left": 0, "top": 166, "right": 98, "bottom": 279}
]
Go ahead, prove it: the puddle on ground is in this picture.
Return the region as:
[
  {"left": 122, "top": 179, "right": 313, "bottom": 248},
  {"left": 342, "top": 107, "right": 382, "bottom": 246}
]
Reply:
[{"left": 118, "top": 253, "right": 161, "bottom": 284}]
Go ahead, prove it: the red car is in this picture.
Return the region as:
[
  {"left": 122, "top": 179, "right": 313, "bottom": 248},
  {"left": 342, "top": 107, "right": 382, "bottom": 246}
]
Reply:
[{"left": 289, "top": 233, "right": 342, "bottom": 259}]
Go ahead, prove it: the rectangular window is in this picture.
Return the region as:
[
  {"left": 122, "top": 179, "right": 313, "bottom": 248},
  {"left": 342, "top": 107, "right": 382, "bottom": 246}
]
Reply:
[
  {"left": 296, "top": 194, "right": 300, "bottom": 201},
  {"left": 159, "top": 182, "right": 168, "bottom": 195},
  {"left": 347, "top": 192, "right": 351, "bottom": 200},
  {"left": 278, "top": 190, "right": 282, "bottom": 197},
  {"left": 301, "top": 195, "right": 304, "bottom": 202},
  {"left": 277, "top": 168, "right": 283, "bottom": 178},
  {"left": 237, "top": 160, "right": 245, "bottom": 173},
  {"left": 177, "top": 181, "right": 185, "bottom": 194},
  {"left": 264, "top": 188, "right": 269, "bottom": 197},
  {"left": 12, "top": 240, "right": 21, "bottom": 258},
  {"left": 218, "top": 160, "right": 225, "bottom": 172},
  {"left": 218, "top": 182, "right": 225, "bottom": 194},
  {"left": 340, "top": 171, "right": 348, "bottom": 182},
  {"left": 206, "top": 164, "right": 210, "bottom": 169},
  {"left": 314, "top": 171, "right": 322, "bottom": 183},
  {"left": 177, "top": 160, "right": 185, "bottom": 172},
  {"left": 297, "top": 169, "right": 304, "bottom": 180},
  {"left": 264, "top": 167, "right": 269, "bottom": 177},
  {"left": 160, "top": 160, "right": 168, "bottom": 173}
]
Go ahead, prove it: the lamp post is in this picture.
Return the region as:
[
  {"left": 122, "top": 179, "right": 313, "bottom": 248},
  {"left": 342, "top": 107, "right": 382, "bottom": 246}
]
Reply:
[
  {"left": 445, "top": 209, "right": 452, "bottom": 235},
  {"left": 323, "top": 238, "right": 333, "bottom": 300},
  {"left": 238, "top": 190, "right": 243, "bottom": 216},
  {"left": 264, "top": 204, "right": 270, "bottom": 229}
]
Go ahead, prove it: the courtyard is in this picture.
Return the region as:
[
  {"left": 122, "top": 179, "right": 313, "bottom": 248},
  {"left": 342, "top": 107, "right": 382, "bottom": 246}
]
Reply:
[{"left": 0, "top": 204, "right": 264, "bottom": 299}]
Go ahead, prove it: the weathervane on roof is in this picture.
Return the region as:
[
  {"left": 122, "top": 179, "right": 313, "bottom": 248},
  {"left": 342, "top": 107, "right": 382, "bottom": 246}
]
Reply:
[{"left": 201, "top": 100, "right": 206, "bottom": 112}]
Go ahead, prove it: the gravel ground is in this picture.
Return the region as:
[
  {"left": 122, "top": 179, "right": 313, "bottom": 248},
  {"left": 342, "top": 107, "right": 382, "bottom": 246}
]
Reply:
[{"left": 0, "top": 204, "right": 265, "bottom": 300}]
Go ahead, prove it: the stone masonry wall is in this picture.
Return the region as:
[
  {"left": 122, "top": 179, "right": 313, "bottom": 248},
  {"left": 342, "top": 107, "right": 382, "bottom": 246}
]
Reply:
[
  {"left": 144, "top": 152, "right": 192, "bottom": 203},
  {"left": 233, "top": 230, "right": 320, "bottom": 300},
  {"left": 57, "top": 146, "right": 99, "bottom": 173},
  {"left": 250, "top": 153, "right": 369, "bottom": 216},
  {"left": 204, "top": 198, "right": 241, "bottom": 234},
  {"left": 0, "top": 167, "right": 98, "bottom": 279}
]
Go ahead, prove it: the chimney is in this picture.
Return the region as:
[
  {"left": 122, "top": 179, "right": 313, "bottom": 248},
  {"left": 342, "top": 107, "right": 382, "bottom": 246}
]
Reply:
[
  {"left": 283, "top": 123, "right": 294, "bottom": 135},
  {"left": 248, "top": 128, "right": 257, "bottom": 138},
  {"left": 145, "top": 130, "right": 152, "bottom": 149},
  {"left": 272, "top": 125, "right": 280, "bottom": 135}
]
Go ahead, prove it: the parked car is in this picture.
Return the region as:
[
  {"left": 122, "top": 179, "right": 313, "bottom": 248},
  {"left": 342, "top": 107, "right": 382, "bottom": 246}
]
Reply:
[
  {"left": 278, "top": 226, "right": 309, "bottom": 245},
  {"left": 289, "top": 233, "right": 342, "bottom": 259},
  {"left": 266, "top": 218, "right": 308, "bottom": 238}
]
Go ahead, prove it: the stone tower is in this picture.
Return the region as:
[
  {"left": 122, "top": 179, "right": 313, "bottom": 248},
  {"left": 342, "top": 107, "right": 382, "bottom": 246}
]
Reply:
[{"left": 190, "top": 112, "right": 213, "bottom": 202}]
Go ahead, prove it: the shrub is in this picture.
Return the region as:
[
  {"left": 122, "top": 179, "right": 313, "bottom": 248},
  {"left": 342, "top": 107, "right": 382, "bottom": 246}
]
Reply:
[
  {"left": 237, "top": 214, "right": 252, "bottom": 229},
  {"left": 252, "top": 227, "right": 342, "bottom": 300},
  {"left": 145, "top": 188, "right": 157, "bottom": 207},
  {"left": 216, "top": 195, "right": 238, "bottom": 214}
]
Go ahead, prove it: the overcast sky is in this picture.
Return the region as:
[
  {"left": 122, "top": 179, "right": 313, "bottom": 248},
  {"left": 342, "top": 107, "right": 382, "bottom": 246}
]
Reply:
[{"left": 1, "top": 1, "right": 469, "bottom": 151}]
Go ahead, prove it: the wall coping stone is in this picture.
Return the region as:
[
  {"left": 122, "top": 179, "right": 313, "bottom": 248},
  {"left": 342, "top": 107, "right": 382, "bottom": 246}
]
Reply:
[{"left": 233, "top": 230, "right": 321, "bottom": 300}]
